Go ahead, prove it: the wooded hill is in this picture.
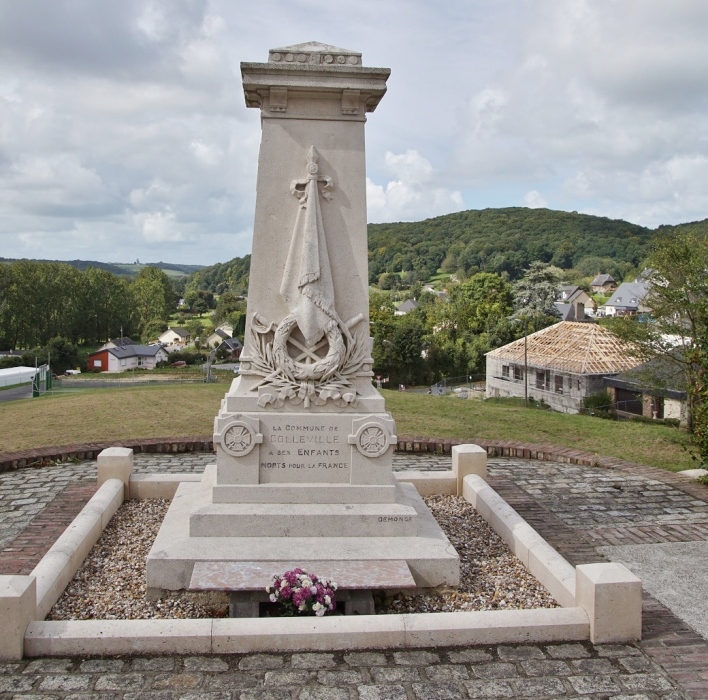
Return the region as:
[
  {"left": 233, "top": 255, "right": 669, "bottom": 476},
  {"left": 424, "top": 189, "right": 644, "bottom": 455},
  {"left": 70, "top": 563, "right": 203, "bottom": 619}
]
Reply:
[
  {"left": 187, "top": 207, "right": 708, "bottom": 293},
  {"left": 0, "top": 258, "right": 203, "bottom": 279},
  {"left": 368, "top": 207, "right": 651, "bottom": 283}
]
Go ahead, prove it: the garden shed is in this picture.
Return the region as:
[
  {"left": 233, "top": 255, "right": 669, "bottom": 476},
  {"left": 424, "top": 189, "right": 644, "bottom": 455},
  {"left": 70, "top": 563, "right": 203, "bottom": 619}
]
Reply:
[{"left": 485, "top": 321, "right": 642, "bottom": 413}]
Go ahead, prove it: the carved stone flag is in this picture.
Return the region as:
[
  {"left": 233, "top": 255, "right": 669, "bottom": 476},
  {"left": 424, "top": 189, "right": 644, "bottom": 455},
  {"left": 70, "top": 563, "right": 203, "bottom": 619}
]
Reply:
[{"left": 280, "top": 146, "right": 338, "bottom": 347}]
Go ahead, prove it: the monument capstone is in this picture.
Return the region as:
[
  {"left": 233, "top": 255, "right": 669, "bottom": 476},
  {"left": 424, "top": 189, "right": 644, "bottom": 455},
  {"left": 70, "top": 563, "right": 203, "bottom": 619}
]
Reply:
[{"left": 147, "top": 42, "right": 460, "bottom": 606}]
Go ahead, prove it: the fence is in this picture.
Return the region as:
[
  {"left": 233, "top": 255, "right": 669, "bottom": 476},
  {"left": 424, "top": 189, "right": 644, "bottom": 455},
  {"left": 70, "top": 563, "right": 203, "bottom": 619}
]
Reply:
[{"left": 429, "top": 374, "right": 486, "bottom": 397}]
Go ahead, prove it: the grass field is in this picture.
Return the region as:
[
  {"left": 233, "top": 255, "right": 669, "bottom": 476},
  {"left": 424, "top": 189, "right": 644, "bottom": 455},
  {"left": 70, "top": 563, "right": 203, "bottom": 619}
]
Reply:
[{"left": 0, "top": 385, "right": 697, "bottom": 472}]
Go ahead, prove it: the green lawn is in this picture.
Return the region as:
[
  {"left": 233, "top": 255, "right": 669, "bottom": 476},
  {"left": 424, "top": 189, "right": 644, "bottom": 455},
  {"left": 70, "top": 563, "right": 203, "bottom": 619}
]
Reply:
[{"left": 0, "top": 385, "right": 696, "bottom": 472}]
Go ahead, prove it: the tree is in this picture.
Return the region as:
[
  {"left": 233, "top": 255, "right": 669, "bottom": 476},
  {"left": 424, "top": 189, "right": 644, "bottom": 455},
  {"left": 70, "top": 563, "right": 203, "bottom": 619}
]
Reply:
[
  {"left": 513, "top": 261, "right": 562, "bottom": 330},
  {"left": 131, "top": 267, "right": 176, "bottom": 338},
  {"left": 608, "top": 228, "right": 708, "bottom": 462}
]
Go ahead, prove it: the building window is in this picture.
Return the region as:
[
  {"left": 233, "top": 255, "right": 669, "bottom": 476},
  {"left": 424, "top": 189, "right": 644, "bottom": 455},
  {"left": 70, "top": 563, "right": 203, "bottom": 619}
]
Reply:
[
  {"left": 120, "top": 359, "right": 126, "bottom": 366},
  {"left": 502, "top": 365, "right": 509, "bottom": 379},
  {"left": 513, "top": 365, "right": 523, "bottom": 381},
  {"left": 535, "top": 370, "right": 550, "bottom": 390},
  {"left": 555, "top": 376, "right": 563, "bottom": 394},
  {"left": 93, "top": 360, "right": 101, "bottom": 368}
]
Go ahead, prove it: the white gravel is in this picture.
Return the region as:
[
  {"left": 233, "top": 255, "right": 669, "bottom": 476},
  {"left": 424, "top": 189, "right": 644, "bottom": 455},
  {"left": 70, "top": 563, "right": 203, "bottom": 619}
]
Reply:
[{"left": 48, "top": 495, "right": 558, "bottom": 620}]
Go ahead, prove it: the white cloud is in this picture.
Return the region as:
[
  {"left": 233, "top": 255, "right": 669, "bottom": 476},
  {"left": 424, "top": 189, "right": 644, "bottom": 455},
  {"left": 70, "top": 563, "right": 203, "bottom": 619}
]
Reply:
[
  {"left": 0, "top": 0, "right": 707, "bottom": 265},
  {"left": 133, "top": 208, "right": 181, "bottom": 243},
  {"left": 367, "top": 150, "right": 464, "bottom": 222},
  {"left": 523, "top": 190, "right": 548, "bottom": 209}
]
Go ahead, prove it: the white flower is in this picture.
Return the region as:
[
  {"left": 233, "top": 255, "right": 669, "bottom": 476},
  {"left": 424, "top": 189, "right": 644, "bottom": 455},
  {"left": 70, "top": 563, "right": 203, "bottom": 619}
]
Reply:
[
  {"left": 315, "top": 608, "right": 325, "bottom": 616},
  {"left": 312, "top": 602, "right": 323, "bottom": 612},
  {"left": 310, "top": 586, "right": 318, "bottom": 594},
  {"left": 298, "top": 603, "right": 307, "bottom": 611},
  {"left": 265, "top": 585, "right": 271, "bottom": 593},
  {"left": 324, "top": 595, "right": 331, "bottom": 605},
  {"left": 269, "top": 594, "right": 277, "bottom": 603}
]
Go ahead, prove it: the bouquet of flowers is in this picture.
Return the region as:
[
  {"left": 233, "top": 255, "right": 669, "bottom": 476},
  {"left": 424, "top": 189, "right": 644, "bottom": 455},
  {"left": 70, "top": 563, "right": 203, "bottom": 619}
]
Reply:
[{"left": 266, "top": 568, "right": 338, "bottom": 616}]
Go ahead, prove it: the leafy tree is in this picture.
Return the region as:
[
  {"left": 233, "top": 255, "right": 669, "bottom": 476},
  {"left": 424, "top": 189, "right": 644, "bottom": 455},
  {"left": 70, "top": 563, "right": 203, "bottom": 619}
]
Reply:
[
  {"left": 513, "top": 262, "right": 562, "bottom": 329},
  {"left": 608, "top": 228, "right": 708, "bottom": 461},
  {"left": 131, "top": 267, "right": 176, "bottom": 337}
]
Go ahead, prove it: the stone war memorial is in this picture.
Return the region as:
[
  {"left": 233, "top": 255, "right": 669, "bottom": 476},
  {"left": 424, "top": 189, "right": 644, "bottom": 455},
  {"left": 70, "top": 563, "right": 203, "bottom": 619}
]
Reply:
[
  {"left": 146, "top": 42, "right": 461, "bottom": 614},
  {"left": 0, "top": 43, "right": 646, "bottom": 662}
]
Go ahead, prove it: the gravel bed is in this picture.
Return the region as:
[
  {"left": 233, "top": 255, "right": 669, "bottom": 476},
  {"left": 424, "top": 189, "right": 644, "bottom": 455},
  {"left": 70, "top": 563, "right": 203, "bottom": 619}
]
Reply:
[
  {"left": 376, "top": 495, "right": 558, "bottom": 613},
  {"left": 48, "top": 496, "right": 558, "bottom": 620}
]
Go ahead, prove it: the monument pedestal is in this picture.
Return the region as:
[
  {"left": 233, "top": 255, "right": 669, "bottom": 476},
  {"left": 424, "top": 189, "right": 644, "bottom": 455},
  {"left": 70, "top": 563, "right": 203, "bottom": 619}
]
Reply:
[
  {"left": 146, "top": 42, "right": 459, "bottom": 605},
  {"left": 146, "top": 467, "right": 460, "bottom": 593}
]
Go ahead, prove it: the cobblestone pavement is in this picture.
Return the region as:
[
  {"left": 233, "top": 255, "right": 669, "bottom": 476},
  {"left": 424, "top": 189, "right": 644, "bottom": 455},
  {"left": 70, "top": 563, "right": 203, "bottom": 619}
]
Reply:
[
  {"left": 0, "top": 644, "right": 689, "bottom": 699},
  {"left": 1, "top": 452, "right": 707, "bottom": 699}
]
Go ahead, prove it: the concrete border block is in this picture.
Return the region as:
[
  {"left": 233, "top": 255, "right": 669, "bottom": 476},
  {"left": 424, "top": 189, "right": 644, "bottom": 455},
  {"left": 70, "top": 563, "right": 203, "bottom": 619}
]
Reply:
[
  {"left": 129, "top": 473, "right": 202, "bottom": 500},
  {"left": 97, "top": 446, "right": 134, "bottom": 498},
  {"left": 452, "top": 444, "right": 487, "bottom": 494},
  {"left": 213, "top": 615, "right": 406, "bottom": 654},
  {"left": 25, "top": 619, "right": 213, "bottom": 656},
  {"left": 394, "top": 470, "right": 457, "bottom": 496},
  {"left": 576, "top": 562, "right": 642, "bottom": 643},
  {"left": 527, "top": 543, "right": 576, "bottom": 608},
  {"left": 402, "top": 607, "right": 589, "bottom": 647},
  {"left": 32, "top": 550, "right": 73, "bottom": 621},
  {"left": 0, "top": 575, "right": 36, "bottom": 661}
]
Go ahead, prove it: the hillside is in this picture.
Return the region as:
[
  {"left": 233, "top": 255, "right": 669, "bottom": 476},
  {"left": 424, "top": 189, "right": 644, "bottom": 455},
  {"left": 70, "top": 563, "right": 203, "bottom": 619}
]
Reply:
[
  {"left": 367, "top": 207, "right": 652, "bottom": 282},
  {"left": 186, "top": 207, "right": 674, "bottom": 293},
  {"left": 0, "top": 258, "right": 203, "bottom": 278}
]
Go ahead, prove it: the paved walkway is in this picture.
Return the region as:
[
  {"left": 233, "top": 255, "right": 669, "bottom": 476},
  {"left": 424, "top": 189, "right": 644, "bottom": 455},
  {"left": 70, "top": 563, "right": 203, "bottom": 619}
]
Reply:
[{"left": 1, "top": 452, "right": 707, "bottom": 699}]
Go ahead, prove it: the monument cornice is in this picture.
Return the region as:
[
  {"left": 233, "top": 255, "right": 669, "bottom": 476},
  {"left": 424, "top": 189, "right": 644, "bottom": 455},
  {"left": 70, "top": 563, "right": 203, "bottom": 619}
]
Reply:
[{"left": 241, "top": 62, "right": 390, "bottom": 114}]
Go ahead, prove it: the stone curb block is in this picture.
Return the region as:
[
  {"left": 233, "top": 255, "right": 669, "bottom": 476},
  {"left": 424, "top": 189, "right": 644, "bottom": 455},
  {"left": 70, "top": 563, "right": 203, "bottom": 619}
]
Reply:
[
  {"left": 576, "top": 562, "right": 642, "bottom": 644},
  {"left": 129, "top": 473, "right": 202, "bottom": 500},
  {"left": 25, "top": 619, "right": 213, "bottom": 657},
  {"left": 393, "top": 470, "right": 457, "bottom": 497},
  {"left": 24, "top": 608, "right": 589, "bottom": 657},
  {"left": 0, "top": 575, "right": 36, "bottom": 661},
  {"left": 31, "top": 478, "right": 124, "bottom": 619}
]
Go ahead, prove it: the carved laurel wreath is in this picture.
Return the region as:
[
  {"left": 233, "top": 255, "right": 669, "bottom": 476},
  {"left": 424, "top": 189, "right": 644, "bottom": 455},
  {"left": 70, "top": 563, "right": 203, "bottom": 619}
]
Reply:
[{"left": 243, "top": 312, "right": 369, "bottom": 409}]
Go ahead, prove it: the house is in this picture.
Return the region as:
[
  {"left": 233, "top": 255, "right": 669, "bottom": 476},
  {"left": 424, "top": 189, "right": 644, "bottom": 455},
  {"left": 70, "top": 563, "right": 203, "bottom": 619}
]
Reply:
[
  {"left": 88, "top": 344, "right": 169, "bottom": 372},
  {"left": 485, "top": 321, "right": 642, "bottom": 413},
  {"left": 603, "top": 351, "right": 689, "bottom": 424},
  {"left": 591, "top": 274, "right": 617, "bottom": 293},
  {"left": 394, "top": 299, "right": 420, "bottom": 316},
  {"left": 99, "top": 337, "right": 136, "bottom": 350},
  {"left": 215, "top": 336, "right": 243, "bottom": 360},
  {"left": 554, "top": 301, "right": 593, "bottom": 322},
  {"left": 158, "top": 327, "right": 191, "bottom": 348},
  {"left": 600, "top": 281, "right": 650, "bottom": 317},
  {"left": 558, "top": 286, "right": 595, "bottom": 314},
  {"left": 206, "top": 324, "right": 234, "bottom": 348}
]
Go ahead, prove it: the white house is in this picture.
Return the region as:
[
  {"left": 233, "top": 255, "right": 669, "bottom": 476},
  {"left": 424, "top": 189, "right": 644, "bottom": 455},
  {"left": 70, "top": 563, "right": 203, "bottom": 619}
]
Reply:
[
  {"left": 88, "top": 344, "right": 169, "bottom": 373},
  {"left": 600, "top": 281, "right": 651, "bottom": 317},
  {"left": 206, "top": 324, "right": 234, "bottom": 348},
  {"left": 158, "top": 327, "right": 191, "bottom": 348}
]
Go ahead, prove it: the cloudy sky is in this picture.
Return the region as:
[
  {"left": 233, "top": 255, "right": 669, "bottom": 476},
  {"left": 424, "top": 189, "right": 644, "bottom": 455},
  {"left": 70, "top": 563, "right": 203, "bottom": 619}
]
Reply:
[{"left": 1, "top": 0, "right": 707, "bottom": 266}]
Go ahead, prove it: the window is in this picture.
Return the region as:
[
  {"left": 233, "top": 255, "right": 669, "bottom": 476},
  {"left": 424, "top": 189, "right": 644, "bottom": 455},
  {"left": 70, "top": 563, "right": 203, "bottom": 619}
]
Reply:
[
  {"left": 502, "top": 365, "right": 509, "bottom": 379},
  {"left": 513, "top": 365, "right": 523, "bottom": 381},
  {"left": 535, "top": 370, "right": 550, "bottom": 390},
  {"left": 120, "top": 359, "right": 126, "bottom": 366},
  {"left": 93, "top": 360, "right": 101, "bottom": 368},
  {"left": 555, "top": 376, "right": 563, "bottom": 394}
]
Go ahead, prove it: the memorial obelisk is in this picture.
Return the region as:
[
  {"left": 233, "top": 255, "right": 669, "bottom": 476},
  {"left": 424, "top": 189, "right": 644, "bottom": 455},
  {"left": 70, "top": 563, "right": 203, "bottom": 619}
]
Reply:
[{"left": 147, "top": 43, "right": 459, "bottom": 598}]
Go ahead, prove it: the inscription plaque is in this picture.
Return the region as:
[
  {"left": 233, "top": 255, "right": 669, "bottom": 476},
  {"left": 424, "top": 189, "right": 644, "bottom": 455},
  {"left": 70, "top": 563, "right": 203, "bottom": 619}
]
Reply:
[{"left": 258, "top": 415, "right": 352, "bottom": 484}]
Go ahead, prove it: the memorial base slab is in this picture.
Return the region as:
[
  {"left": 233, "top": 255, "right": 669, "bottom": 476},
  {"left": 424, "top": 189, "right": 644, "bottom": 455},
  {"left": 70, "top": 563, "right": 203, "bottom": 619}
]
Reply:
[{"left": 146, "top": 468, "right": 460, "bottom": 595}]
